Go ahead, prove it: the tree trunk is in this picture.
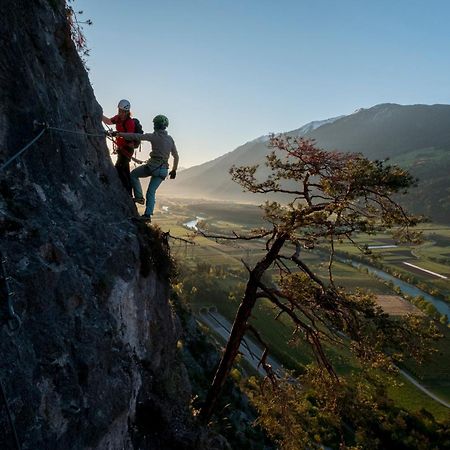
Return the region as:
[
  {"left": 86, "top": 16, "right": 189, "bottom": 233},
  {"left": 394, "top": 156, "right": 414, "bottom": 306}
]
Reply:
[{"left": 199, "top": 234, "right": 286, "bottom": 422}]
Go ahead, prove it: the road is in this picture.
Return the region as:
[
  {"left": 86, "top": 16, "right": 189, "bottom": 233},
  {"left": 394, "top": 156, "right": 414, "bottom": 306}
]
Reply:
[
  {"left": 198, "top": 310, "right": 284, "bottom": 377},
  {"left": 198, "top": 309, "right": 450, "bottom": 410},
  {"left": 398, "top": 368, "right": 450, "bottom": 409}
]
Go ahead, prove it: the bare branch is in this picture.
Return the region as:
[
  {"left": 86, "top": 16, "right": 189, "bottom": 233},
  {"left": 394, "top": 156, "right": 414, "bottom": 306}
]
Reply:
[
  {"left": 256, "top": 283, "right": 338, "bottom": 380},
  {"left": 246, "top": 324, "right": 278, "bottom": 384},
  {"left": 275, "top": 256, "right": 292, "bottom": 274},
  {"left": 199, "top": 135, "right": 428, "bottom": 424},
  {"left": 196, "top": 228, "right": 272, "bottom": 241},
  {"left": 166, "top": 232, "right": 196, "bottom": 245},
  {"left": 280, "top": 255, "right": 327, "bottom": 290}
]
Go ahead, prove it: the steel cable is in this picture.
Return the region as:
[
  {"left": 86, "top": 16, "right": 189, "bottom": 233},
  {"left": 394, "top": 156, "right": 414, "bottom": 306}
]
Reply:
[{"left": 0, "top": 128, "right": 46, "bottom": 172}]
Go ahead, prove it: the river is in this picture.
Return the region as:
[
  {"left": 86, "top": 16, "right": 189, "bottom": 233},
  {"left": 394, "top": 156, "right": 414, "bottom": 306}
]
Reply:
[
  {"left": 183, "top": 217, "right": 205, "bottom": 231},
  {"left": 341, "top": 258, "right": 450, "bottom": 317},
  {"left": 182, "top": 220, "right": 450, "bottom": 317}
]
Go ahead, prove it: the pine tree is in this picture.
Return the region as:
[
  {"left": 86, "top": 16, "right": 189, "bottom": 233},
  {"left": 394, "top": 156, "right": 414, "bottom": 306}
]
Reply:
[{"left": 199, "top": 136, "right": 439, "bottom": 428}]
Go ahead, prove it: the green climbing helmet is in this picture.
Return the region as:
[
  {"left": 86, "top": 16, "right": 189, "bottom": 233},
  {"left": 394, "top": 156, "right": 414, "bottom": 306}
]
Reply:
[{"left": 153, "top": 115, "right": 169, "bottom": 130}]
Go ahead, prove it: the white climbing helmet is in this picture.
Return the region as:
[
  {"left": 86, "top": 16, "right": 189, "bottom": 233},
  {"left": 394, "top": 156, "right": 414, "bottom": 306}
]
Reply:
[{"left": 118, "top": 99, "right": 131, "bottom": 111}]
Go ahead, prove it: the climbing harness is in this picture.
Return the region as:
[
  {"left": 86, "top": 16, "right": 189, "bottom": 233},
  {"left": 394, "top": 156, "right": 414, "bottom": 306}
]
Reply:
[{"left": 103, "top": 124, "right": 119, "bottom": 156}]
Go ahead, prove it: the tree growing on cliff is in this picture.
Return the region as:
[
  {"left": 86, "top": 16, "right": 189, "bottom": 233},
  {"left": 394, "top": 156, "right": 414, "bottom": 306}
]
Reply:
[
  {"left": 65, "top": 1, "right": 92, "bottom": 66},
  {"left": 198, "top": 136, "right": 439, "bottom": 439}
]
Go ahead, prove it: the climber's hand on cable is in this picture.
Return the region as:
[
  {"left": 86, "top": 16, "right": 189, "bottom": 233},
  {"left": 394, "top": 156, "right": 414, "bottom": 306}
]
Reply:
[
  {"left": 169, "top": 170, "right": 177, "bottom": 179},
  {"left": 106, "top": 130, "right": 117, "bottom": 137}
]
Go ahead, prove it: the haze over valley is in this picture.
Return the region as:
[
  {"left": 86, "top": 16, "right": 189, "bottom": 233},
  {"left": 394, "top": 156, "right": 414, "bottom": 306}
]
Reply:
[{"left": 160, "top": 102, "right": 450, "bottom": 222}]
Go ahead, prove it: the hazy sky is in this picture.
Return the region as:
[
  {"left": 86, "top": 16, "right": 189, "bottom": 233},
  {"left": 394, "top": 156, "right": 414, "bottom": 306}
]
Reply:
[{"left": 74, "top": 0, "right": 450, "bottom": 167}]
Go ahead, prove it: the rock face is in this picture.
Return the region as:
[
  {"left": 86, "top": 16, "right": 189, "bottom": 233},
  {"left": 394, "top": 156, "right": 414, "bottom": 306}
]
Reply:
[{"left": 0, "top": 1, "right": 193, "bottom": 448}]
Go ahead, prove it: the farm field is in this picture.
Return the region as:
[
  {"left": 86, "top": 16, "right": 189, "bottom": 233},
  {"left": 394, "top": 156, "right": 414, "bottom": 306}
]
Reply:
[
  {"left": 336, "top": 225, "right": 450, "bottom": 299},
  {"left": 150, "top": 197, "right": 450, "bottom": 420}
]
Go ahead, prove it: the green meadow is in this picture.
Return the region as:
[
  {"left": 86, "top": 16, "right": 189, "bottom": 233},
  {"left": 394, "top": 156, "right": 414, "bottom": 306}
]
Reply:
[{"left": 154, "top": 197, "right": 450, "bottom": 420}]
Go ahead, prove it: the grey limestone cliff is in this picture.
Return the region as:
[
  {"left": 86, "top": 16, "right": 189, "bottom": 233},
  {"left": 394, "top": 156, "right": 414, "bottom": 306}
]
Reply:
[{"left": 0, "top": 1, "right": 202, "bottom": 449}]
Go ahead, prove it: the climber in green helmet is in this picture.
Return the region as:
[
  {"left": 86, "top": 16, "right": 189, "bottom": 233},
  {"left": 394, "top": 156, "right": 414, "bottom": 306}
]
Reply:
[
  {"left": 112, "top": 114, "right": 179, "bottom": 222},
  {"left": 153, "top": 114, "right": 169, "bottom": 130}
]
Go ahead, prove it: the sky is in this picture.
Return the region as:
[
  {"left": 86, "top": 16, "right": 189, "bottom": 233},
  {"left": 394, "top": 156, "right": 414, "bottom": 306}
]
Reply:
[{"left": 74, "top": 0, "right": 450, "bottom": 168}]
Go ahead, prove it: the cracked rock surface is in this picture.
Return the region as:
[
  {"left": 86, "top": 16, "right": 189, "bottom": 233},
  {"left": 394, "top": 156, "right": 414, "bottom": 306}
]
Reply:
[{"left": 0, "top": 1, "right": 202, "bottom": 448}]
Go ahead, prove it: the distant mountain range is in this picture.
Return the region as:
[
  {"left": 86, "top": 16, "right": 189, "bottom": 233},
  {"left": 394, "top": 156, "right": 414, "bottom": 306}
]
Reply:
[{"left": 160, "top": 104, "right": 450, "bottom": 222}]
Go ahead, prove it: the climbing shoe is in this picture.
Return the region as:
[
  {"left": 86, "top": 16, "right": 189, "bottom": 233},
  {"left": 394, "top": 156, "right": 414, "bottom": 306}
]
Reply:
[
  {"left": 139, "top": 214, "right": 151, "bottom": 223},
  {"left": 134, "top": 197, "right": 145, "bottom": 205}
]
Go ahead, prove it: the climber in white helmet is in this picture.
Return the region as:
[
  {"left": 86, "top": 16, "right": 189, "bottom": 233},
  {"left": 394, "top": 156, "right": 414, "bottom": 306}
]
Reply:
[{"left": 102, "top": 99, "right": 136, "bottom": 195}]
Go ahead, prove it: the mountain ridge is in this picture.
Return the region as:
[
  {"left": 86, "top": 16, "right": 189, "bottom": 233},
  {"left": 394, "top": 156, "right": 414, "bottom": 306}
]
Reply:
[{"left": 160, "top": 103, "right": 450, "bottom": 221}]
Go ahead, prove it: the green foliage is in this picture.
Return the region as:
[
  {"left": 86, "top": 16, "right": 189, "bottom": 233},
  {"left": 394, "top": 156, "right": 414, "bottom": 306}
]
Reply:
[
  {"left": 176, "top": 261, "right": 245, "bottom": 311},
  {"left": 169, "top": 291, "right": 275, "bottom": 449},
  {"left": 277, "top": 272, "right": 440, "bottom": 371},
  {"left": 232, "top": 137, "right": 422, "bottom": 245},
  {"left": 336, "top": 246, "right": 450, "bottom": 313},
  {"left": 65, "top": 1, "right": 92, "bottom": 66},
  {"left": 398, "top": 323, "right": 450, "bottom": 406},
  {"left": 136, "top": 224, "right": 175, "bottom": 279},
  {"left": 228, "top": 136, "right": 437, "bottom": 373},
  {"left": 199, "top": 136, "right": 444, "bottom": 441},
  {"left": 248, "top": 368, "right": 450, "bottom": 450}
]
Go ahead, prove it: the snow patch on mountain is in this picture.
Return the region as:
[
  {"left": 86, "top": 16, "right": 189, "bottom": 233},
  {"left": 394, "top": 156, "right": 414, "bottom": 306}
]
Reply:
[
  {"left": 294, "top": 115, "right": 346, "bottom": 135},
  {"left": 248, "top": 115, "right": 346, "bottom": 146},
  {"left": 251, "top": 135, "right": 271, "bottom": 144}
]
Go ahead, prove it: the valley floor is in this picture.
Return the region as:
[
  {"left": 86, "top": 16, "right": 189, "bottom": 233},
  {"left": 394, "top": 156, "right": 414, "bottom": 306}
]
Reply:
[{"left": 149, "top": 197, "right": 450, "bottom": 421}]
